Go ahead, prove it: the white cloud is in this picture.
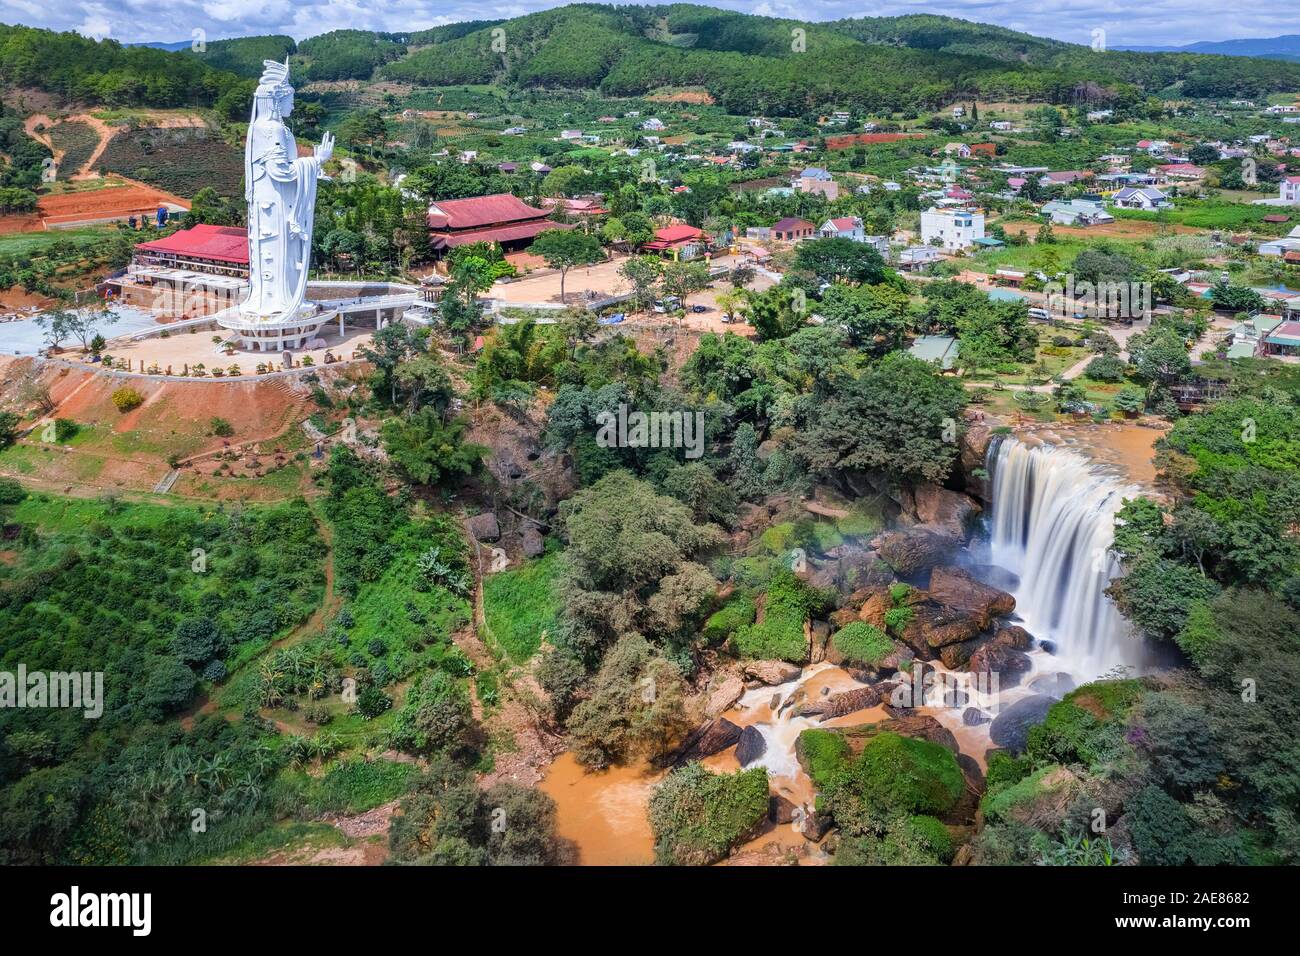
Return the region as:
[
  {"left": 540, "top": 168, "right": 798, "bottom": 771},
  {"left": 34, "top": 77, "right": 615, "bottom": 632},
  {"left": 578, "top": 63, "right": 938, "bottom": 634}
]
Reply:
[{"left": 0, "top": 0, "right": 1293, "bottom": 48}]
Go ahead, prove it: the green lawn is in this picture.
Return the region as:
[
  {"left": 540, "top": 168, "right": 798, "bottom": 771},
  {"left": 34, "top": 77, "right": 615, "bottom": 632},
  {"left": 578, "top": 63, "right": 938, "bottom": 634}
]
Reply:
[{"left": 483, "top": 547, "right": 563, "bottom": 661}]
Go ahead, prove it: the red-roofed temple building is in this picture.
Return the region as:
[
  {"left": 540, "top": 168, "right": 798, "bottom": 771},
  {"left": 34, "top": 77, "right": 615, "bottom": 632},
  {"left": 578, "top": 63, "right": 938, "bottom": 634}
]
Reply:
[
  {"left": 643, "top": 224, "right": 709, "bottom": 260},
  {"left": 102, "top": 223, "right": 251, "bottom": 314},
  {"left": 427, "top": 193, "right": 570, "bottom": 258}
]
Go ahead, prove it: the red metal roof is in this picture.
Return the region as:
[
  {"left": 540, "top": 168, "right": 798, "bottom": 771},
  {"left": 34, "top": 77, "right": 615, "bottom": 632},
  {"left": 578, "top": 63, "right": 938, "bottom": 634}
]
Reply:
[
  {"left": 827, "top": 217, "right": 860, "bottom": 231},
  {"left": 651, "top": 224, "right": 703, "bottom": 244},
  {"left": 427, "top": 193, "right": 550, "bottom": 230},
  {"left": 430, "top": 219, "right": 571, "bottom": 250},
  {"left": 135, "top": 224, "right": 248, "bottom": 264}
]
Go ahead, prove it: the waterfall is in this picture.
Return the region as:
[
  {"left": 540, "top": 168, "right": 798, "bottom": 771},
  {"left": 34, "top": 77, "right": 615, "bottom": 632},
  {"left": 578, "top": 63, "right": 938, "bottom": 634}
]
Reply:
[{"left": 988, "top": 436, "right": 1147, "bottom": 679}]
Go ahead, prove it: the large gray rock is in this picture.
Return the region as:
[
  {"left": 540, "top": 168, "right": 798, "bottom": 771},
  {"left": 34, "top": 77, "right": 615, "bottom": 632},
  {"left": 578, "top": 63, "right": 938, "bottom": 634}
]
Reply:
[
  {"left": 735, "top": 725, "right": 767, "bottom": 767},
  {"left": 913, "top": 485, "right": 982, "bottom": 538},
  {"left": 795, "top": 684, "right": 883, "bottom": 721},
  {"left": 966, "top": 642, "right": 1034, "bottom": 688},
  {"left": 743, "top": 660, "right": 802, "bottom": 686},
  {"left": 989, "top": 694, "right": 1056, "bottom": 754},
  {"left": 870, "top": 528, "right": 962, "bottom": 576},
  {"left": 1027, "top": 672, "right": 1076, "bottom": 699},
  {"left": 467, "top": 511, "right": 501, "bottom": 542},
  {"left": 669, "top": 718, "right": 743, "bottom": 767},
  {"left": 928, "top": 566, "right": 1016, "bottom": 622},
  {"left": 520, "top": 522, "right": 545, "bottom": 558},
  {"left": 705, "top": 675, "right": 745, "bottom": 717}
]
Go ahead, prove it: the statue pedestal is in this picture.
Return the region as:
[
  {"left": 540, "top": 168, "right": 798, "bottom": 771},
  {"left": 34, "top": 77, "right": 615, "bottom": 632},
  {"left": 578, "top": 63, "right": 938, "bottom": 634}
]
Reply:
[{"left": 216, "top": 303, "right": 338, "bottom": 353}]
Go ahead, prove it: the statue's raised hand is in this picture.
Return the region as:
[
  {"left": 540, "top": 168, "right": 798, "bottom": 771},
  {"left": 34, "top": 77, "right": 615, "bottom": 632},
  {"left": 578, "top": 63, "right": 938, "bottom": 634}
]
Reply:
[{"left": 315, "top": 131, "right": 334, "bottom": 164}]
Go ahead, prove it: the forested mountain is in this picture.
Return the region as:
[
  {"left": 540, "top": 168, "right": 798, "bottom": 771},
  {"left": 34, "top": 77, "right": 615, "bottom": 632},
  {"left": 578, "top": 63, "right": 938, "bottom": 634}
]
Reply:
[
  {"left": 0, "top": 22, "right": 249, "bottom": 107},
  {"left": 4, "top": 5, "right": 1300, "bottom": 116}
]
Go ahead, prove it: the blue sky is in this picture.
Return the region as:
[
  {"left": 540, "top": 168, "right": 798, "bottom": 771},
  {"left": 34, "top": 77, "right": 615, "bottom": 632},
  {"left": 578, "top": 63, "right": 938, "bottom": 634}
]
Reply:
[{"left": 0, "top": 0, "right": 1294, "bottom": 48}]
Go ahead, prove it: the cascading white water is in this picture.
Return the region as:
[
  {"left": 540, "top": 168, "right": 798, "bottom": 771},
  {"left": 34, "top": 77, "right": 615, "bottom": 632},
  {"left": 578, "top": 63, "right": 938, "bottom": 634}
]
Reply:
[{"left": 987, "top": 436, "right": 1146, "bottom": 679}]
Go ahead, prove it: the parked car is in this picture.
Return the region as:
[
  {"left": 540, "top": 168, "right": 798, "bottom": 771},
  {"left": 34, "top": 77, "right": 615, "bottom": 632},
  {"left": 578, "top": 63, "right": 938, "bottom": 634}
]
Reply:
[
  {"left": 690, "top": 304, "right": 709, "bottom": 313},
  {"left": 652, "top": 296, "right": 681, "bottom": 313}
]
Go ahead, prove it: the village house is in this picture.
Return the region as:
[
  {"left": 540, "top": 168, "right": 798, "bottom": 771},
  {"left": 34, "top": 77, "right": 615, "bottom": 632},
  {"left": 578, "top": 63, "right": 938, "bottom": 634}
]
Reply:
[
  {"left": 1260, "top": 226, "right": 1300, "bottom": 257},
  {"left": 1112, "top": 186, "right": 1172, "bottom": 209},
  {"left": 1042, "top": 199, "right": 1114, "bottom": 227},
  {"left": 1039, "top": 170, "right": 1092, "bottom": 188},
  {"left": 920, "top": 207, "right": 985, "bottom": 251},
  {"left": 540, "top": 197, "right": 609, "bottom": 217},
  {"left": 819, "top": 216, "right": 865, "bottom": 241},
  {"left": 1282, "top": 177, "right": 1300, "bottom": 204},
  {"left": 1159, "top": 164, "right": 1207, "bottom": 181},
  {"left": 771, "top": 217, "right": 816, "bottom": 242},
  {"left": 897, "top": 245, "right": 941, "bottom": 270}
]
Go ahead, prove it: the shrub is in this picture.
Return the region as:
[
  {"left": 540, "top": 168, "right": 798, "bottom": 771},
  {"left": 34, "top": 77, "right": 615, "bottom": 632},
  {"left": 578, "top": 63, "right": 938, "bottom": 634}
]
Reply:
[
  {"left": 1113, "top": 385, "right": 1146, "bottom": 415},
  {"left": 883, "top": 606, "right": 914, "bottom": 635},
  {"left": 831, "top": 621, "right": 893, "bottom": 667},
  {"left": 210, "top": 417, "right": 234, "bottom": 438},
  {"left": 0, "top": 477, "right": 27, "bottom": 505},
  {"left": 648, "top": 763, "right": 769, "bottom": 865},
  {"left": 53, "top": 418, "right": 78, "bottom": 442},
  {"left": 732, "top": 574, "right": 821, "bottom": 662},
  {"left": 1125, "top": 784, "right": 1248, "bottom": 865},
  {"left": 1084, "top": 354, "right": 1127, "bottom": 382},
  {"left": 701, "top": 592, "right": 756, "bottom": 645},
  {"left": 111, "top": 386, "right": 144, "bottom": 412},
  {"left": 984, "top": 750, "right": 1031, "bottom": 791},
  {"left": 355, "top": 685, "right": 392, "bottom": 719}
]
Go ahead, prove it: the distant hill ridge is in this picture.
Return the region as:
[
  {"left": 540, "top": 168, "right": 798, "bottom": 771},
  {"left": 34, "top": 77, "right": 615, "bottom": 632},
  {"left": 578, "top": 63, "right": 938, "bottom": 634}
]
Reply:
[
  {"left": 6, "top": 5, "right": 1300, "bottom": 116},
  {"left": 1115, "top": 33, "right": 1300, "bottom": 62}
]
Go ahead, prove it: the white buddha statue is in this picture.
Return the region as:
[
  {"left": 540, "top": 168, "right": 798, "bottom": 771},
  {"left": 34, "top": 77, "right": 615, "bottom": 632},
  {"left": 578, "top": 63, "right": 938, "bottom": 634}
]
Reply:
[{"left": 240, "top": 59, "right": 334, "bottom": 324}]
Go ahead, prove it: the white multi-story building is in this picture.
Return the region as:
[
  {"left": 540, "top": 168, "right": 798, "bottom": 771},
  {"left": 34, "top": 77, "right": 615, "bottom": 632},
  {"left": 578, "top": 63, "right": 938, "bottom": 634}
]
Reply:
[
  {"left": 920, "top": 207, "right": 985, "bottom": 251},
  {"left": 1282, "top": 177, "right": 1300, "bottom": 205}
]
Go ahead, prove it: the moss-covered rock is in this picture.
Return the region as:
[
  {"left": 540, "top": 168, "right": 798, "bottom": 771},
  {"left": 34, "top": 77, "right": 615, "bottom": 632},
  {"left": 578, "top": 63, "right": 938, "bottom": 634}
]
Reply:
[
  {"left": 830, "top": 621, "right": 895, "bottom": 668},
  {"left": 648, "top": 763, "right": 770, "bottom": 866},
  {"left": 824, "top": 731, "right": 965, "bottom": 836},
  {"left": 796, "top": 728, "right": 852, "bottom": 788}
]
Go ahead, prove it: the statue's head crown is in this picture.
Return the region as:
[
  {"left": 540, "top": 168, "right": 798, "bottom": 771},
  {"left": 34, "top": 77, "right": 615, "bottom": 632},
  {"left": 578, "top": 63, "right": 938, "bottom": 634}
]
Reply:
[{"left": 256, "top": 59, "right": 292, "bottom": 98}]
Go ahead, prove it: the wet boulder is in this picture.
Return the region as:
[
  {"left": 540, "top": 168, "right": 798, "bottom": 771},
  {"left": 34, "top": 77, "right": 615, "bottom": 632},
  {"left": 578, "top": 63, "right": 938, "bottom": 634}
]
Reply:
[
  {"left": 966, "top": 642, "right": 1034, "bottom": 688},
  {"left": 989, "top": 694, "right": 1056, "bottom": 754},
  {"left": 962, "top": 707, "right": 991, "bottom": 727},
  {"left": 993, "top": 625, "right": 1033, "bottom": 649},
  {"left": 768, "top": 793, "right": 798, "bottom": 824},
  {"left": 1027, "top": 672, "right": 1076, "bottom": 699},
  {"left": 744, "top": 660, "right": 802, "bottom": 686},
  {"left": 913, "top": 485, "right": 982, "bottom": 538},
  {"left": 735, "top": 725, "right": 767, "bottom": 767},
  {"left": 795, "top": 685, "right": 883, "bottom": 721},
  {"left": 705, "top": 675, "right": 746, "bottom": 717},
  {"left": 903, "top": 604, "right": 988, "bottom": 651},
  {"left": 928, "top": 566, "right": 1016, "bottom": 623},
  {"left": 870, "top": 528, "right": 962, "bottom": 577},
  {"left": 669, "top": 718, "right": 744, "bottom": 767}
]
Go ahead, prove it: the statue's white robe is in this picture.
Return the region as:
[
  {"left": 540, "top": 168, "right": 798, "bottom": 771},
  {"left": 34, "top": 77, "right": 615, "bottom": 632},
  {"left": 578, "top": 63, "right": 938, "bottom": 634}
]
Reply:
[{"left": 242, "top": 117, "right": 321, "bottom": 321}]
